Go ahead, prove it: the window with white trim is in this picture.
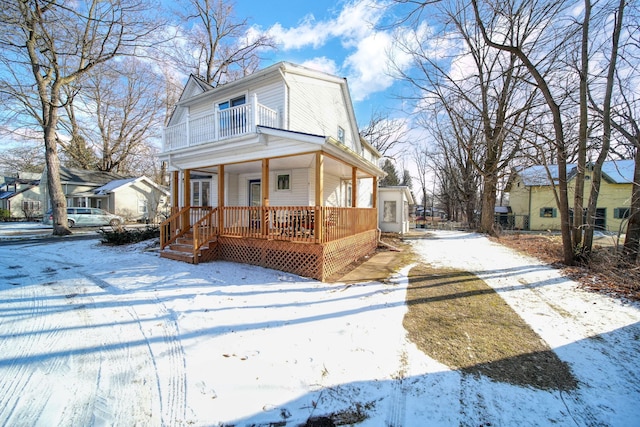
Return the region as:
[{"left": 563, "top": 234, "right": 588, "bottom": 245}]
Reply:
[{"left": 276, "top": 173, "right": 290, "bottom": 191}]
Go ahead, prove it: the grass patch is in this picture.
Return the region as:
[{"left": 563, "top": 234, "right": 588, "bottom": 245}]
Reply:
[{"left": 405, "top": 264, "right": 577, "bottom": 391}]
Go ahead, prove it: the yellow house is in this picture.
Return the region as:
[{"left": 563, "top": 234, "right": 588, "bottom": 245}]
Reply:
[{"left": 506, "top": 159, "right": 635, "bottom": 232}]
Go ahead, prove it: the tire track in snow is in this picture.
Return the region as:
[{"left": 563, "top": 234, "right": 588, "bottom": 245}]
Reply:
[
  {"left": 127, "top": 298, "right": 187, "bottom": 426},
  {"left": 385, "top": 349, "right": 408, "bottom": 427},
  {"left": 72, "top": 270, "right": 158, "bottom": 426},
  {"left": 0, "top": 269, "right": 57, "bottom": 426}
]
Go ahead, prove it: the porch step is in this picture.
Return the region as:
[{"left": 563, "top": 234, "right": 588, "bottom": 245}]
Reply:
[
  {"left": 160, "top": 237, "right": 218, "bottom": 264},
  {"left": 160, "top": 249, "right": 197, "bottom": 264},
  {"left": 169, "top": 242, "right": 194, "bottom": 253}
]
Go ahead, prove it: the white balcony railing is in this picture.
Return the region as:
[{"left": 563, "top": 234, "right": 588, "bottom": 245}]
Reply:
[{"left": 162, "top": 94, "right": 279, "bottom": 152}]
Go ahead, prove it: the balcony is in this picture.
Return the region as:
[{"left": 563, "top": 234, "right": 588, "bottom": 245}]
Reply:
[{"left": 162, "top": 94, "right": 278, "bottom": 152}]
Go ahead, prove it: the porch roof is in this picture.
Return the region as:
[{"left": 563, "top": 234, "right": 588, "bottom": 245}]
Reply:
[{"left": 162, "top": 126, "right": 384, "bottom": 179}]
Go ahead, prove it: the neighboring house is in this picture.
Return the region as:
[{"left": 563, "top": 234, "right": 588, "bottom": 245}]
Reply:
[
  {"left": 0, "top": 173, "right": 42, "bottom": 220},
  {"left": 158, "top": 62, "right": 385, "bottom": 280},
  {"left": 40, "top": 167, "right": 169, "bottom": 222},
  {"left": 506, "top": 159, "right": 635, "bottom": 232},
  {"left": 93, "top": 177, "right": 170, "bottom": 222},
  {"left": 379, "top": 186, "right": 414, "bottom": 234}
]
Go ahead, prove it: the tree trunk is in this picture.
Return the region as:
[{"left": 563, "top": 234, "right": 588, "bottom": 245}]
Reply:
[
  {"left": 480, "top": 173, "right": 497, "bottom": 235},
  {"left": 583, "top": 0, "right": 624, "bottom": 254},
  {"left": 44, "top": 114, "right": 71, "bottom": 236},
  {"left": 573, "top": 0, "right": 591, "bottom": 251},
  {"left": 623, "top": 150, "right": 640, "bottom": 262}
]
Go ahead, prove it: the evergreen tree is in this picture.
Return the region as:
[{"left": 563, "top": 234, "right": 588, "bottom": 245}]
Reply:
[{"left": 380, "top": 159, "right": 400, "bottom": 186}]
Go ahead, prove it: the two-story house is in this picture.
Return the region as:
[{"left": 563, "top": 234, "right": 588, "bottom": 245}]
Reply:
[
  {"left": 158, "top": 62, "right": 385, "bottom": 280},
  {"left": 506, "top": 159, "right": 635, "bottom": 232}
]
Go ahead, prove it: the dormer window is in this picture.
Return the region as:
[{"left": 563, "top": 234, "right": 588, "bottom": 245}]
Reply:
[{"left": 337, "top": 126, "right": 345, "bottom": 143}]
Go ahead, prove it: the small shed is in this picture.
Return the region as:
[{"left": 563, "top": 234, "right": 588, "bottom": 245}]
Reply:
[{"left": 378, "top": 186, "right": 414, "bottom": 234}]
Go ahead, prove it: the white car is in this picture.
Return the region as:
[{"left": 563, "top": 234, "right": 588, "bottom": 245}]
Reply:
[{"left": 43, "top": 207, "right": 123, "bottom": 228}]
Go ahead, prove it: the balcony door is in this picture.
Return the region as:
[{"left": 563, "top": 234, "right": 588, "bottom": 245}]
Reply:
[{"left": 219, "top": 95, "right": 246, "bottom": 137}]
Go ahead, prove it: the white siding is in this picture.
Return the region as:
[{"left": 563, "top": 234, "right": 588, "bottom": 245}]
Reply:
[
  {"left": 357, "top": 178, "right": 374, "bottom": 208},
  {"left": 286, "top": 73, "right": 357, "bottom": 150},
  {"left": 269, "top": 168, "right": 309, "bottom": 206},
  {"left": 227, "top": 173, "right": 241, "bottom": 206},
  {"left": 211, "top": 175, "right": 219, "bottom": 207},
  {"left": 323, "top": 174, "right": 342, "bottom": 207},
  {"left": 189, "top": 98, "right": 214, "bottom": 117},
  {"left": 252, "top": 80, "right": 285, "bottom": 128},
  {"left": 175, "top": 78, "right": 284, "bottom": 129}
]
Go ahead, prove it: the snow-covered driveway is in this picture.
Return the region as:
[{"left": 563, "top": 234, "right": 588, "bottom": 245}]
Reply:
[{"left": 0, "top": 230, "right": 639, "bottom": 426}]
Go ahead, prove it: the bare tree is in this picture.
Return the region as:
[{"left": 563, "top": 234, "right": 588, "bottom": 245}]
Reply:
[
  {"left": 0, "top": 0, "right": 160, "bottom": 235},
  {"left": 590, "top": 71, "right": 640, "bottom": 262},
  {"left": 69, "top": 58, "right": 165, "bottom": 175},
  {"left": 172, "top": 0, "right": 275, "bottom": 85},
  {"left": 0, "top": 141, "right": 44, "bottom": 174},
  {"left": 392, "top": 0, "right": 536, "bottom": 235},
  {"left": 424, "top": 97, "right": 483, "bottom": 226},
  {"left": 471, "top": 0, "right": 580, "bottom": 264},
  {"left": 581, "top": 0, "right": 627, "bottom": 254},
  {"left": 359, "top": 109, "right": 409, "bottom": 160},
  {"left": 59, "top": 84, "right": 98, "bottom": 170}
]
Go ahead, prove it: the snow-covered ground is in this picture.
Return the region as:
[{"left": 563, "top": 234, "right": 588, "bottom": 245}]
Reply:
[{"left": 0, "top": 227, "right": 639, "bottom": 426}]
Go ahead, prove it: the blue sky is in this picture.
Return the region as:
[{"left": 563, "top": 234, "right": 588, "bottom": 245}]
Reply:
[{"left": 232, "top": 0, "right": 409, "bottom": 127}]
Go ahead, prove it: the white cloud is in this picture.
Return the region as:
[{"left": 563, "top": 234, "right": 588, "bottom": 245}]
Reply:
[
  {"left": 267, "top": 15, "right": 330, "bottom": 50},
  {"left": 343, "top": 32, "right": 395, "bottom": 101},
  {"left": 263, "top": 0, "right": 401, "bottom": 101},
  {"left": 300, "top": 57, "right": 339, "bottom": 75}
]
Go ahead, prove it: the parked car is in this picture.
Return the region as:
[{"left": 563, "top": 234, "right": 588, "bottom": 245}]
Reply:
[{"left": 43, "top": 207, "right": 123, "bottom": 228}]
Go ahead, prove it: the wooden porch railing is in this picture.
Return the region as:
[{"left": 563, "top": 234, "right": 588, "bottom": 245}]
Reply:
[
  {"left": 191, "top": 208, "right": 219, "bottom": 259},
  {"left": 220, "top": 206, "right": 377, "bottom": 243},
  {"left": 160, "top": 206, "right": 214, "bottom": 249},
  {"left": 161, "top": 205, "right": 378, "bottom": 249}
]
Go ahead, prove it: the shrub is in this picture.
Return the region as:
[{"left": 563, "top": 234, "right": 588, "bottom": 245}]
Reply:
[
  {"left": 99, "top": 225, "right": 160, "bottom": 245},
  {"left": 0, "top": 209, "right": 10, "bottom": 222}
]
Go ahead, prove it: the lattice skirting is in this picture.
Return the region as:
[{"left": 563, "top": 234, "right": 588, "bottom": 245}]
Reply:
[{"left": 216, "top": 231, "right": 377, "bottom": 281}]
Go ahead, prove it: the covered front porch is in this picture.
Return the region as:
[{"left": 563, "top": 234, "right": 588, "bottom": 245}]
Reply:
[{"left": 159, "top": 147, "right": 381, "bottom": 281}]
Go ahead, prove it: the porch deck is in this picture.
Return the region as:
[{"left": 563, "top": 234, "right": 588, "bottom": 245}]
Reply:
[{"left": 159, "top": 206, "right": 379, "bottom": 281}]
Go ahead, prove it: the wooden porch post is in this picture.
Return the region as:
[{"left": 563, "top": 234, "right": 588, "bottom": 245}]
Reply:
[
  {"left": 184, "top": 170, "right": 191, "bottom": 207},
  {"left": 262, "top": 158, "right": 270, "bottom": 236},
  {"left": 373, "top": 176, "right": 378, "bottom": 233},
  {"left": 315, "top": 152, "right": 324, "bottom": 242},
  {"left": 218, "top": 165, "right": 225, "bottom": 233},
  {"left": 182, "top": 169, "right": 191, "bottom": 226},
  {"left": 351, "top": 167, "right": 357, "bottom": 208},
  {"left": 372, "top": 176, "right": 378, "bottom": 209},
  {"left": 351, "top": 167, "right": 358, "bottom": 236},
  {"left": 171, "top": 171, "right": 179, "bottom": 212}
]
